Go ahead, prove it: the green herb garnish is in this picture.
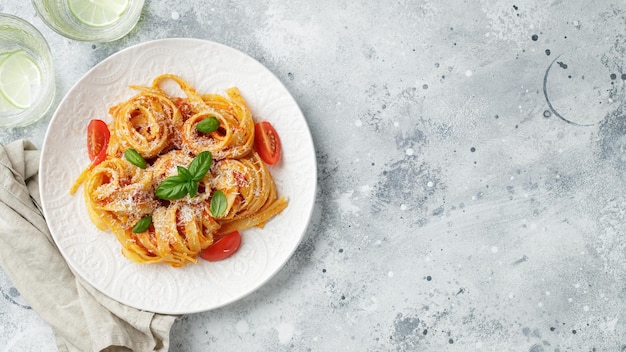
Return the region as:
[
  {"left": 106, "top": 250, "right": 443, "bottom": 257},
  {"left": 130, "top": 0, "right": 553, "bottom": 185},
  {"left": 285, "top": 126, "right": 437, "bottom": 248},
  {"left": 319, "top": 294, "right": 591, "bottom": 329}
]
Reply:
[
  {"left": 132, "top": 215, "right": 152, "bottom": 233},
  {"left": 188, "top": 150, "right": 212, "bottom": 179},
  {"left": 124, "top": 148, "right": 147, "bottom": 169},
  {"left": 210, "top": 189, "right": 227, "bottom": 217},
  {"left": 155, "top": 175, "right": 190, "bottom": 200},
  {"left": 155, "top": 151, "right": 212, "bottom": 200},
  {"left": 196, "top": 116, "right": 220, "bottom": 133}
]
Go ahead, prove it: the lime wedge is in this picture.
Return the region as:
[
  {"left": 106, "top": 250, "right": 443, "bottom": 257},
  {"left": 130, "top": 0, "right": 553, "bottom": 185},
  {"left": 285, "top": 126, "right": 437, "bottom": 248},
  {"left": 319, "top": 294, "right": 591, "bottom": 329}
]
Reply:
[
  {"left": 68, "top": 0, "right": 130, "bottom": 27},
  {"left": 0, "top": 50, "right": 42, "bottom": 110}
]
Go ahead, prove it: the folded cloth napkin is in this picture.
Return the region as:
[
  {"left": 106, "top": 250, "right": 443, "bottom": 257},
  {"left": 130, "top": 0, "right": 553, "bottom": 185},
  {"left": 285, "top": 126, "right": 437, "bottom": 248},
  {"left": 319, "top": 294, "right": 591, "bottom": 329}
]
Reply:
[{"left": 0, "top": 140, "right": 178, "bottom": 352}]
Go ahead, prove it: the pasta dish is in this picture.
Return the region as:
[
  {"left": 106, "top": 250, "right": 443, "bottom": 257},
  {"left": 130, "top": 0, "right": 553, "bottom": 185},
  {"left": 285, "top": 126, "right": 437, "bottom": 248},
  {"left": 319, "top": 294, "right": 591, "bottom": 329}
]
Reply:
[{"left": 70, "top": 74, "right": 288, "bottom": 267}]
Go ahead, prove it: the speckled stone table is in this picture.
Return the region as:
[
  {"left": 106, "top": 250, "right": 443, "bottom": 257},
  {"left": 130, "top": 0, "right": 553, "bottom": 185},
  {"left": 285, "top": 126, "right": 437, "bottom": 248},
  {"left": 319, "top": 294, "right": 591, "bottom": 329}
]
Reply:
[{"left": 2, "top": 1, "right": 626, "bottom": 351}]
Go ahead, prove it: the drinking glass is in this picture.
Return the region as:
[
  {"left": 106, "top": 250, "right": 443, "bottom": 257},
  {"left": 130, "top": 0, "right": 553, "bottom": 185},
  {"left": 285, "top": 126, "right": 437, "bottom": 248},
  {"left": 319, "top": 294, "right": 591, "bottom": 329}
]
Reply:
[
  {"left": 32, "top": 0, "right": 145, "bottom": 42},
  {"left": 0, "top": 14, "right": 55, "bottom": 128}
]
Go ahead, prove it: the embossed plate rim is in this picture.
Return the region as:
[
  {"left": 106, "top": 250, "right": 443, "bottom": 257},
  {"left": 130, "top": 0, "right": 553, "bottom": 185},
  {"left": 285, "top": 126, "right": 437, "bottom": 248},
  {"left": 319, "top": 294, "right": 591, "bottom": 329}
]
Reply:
[{"left": 39, "top": 38, "right": 317, "bottom": 314}]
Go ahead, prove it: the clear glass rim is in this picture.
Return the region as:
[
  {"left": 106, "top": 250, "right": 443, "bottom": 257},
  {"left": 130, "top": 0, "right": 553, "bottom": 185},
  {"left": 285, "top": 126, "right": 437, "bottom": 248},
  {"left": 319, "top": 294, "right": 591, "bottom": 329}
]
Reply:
[
  {"left": 0, "top": 13, "right": 56, "bottom": 127},
  {"left": 31, "top": 0, "right": 145, "bottom": 43}
]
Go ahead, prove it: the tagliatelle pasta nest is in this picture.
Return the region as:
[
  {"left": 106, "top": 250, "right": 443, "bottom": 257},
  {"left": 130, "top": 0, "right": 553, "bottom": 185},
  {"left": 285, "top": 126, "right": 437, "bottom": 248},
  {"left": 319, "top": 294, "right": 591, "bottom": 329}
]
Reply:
[{"left": 70, "top": 74, "right": 288, "bottom": 268}]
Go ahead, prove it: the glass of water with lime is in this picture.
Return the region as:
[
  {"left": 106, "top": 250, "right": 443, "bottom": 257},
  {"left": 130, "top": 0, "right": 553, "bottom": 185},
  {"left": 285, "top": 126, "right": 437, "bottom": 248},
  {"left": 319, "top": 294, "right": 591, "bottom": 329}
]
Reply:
[
  {"left": 32, "top": 0, "right": 145, "bottom": 42},
  {"left": 0, "top": 14, "right": 55, "bottom": 128}
]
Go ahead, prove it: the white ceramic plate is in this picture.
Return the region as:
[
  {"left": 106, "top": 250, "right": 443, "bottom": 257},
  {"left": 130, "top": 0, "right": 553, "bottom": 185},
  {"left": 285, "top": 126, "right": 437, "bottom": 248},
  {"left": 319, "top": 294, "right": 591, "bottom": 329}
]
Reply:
[{"left": 39, "top": 38, "right": 316, "bottom": 314}]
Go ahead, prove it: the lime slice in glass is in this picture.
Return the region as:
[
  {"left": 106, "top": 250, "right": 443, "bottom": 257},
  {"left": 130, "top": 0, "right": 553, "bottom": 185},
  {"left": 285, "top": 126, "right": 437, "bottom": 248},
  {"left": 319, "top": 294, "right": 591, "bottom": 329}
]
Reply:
[
  {"left": 0, "top": 52, "right": 13, "bottom": 112},
  {"left": 0, "top": 91, "right": 13, "bottom": 112},
  {"left": 0, "top": 50, "right": 42, "bottom": 110},
  {"left": 68, "top": 0, "right": 130, "bottom": 27}
]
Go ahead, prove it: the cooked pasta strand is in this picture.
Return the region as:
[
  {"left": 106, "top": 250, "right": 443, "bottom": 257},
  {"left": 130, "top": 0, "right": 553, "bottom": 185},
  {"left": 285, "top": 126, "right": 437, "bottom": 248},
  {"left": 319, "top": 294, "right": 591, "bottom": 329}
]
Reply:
[{"left": 72, "top": 74, "right": 287, "bottom": 267}]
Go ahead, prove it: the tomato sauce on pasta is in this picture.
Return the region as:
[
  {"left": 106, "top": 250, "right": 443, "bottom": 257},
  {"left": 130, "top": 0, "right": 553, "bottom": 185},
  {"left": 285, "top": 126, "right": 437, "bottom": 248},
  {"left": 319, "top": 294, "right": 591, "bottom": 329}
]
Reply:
[{"left": 70, "top": 74, "right": 287, "bottom": 267}]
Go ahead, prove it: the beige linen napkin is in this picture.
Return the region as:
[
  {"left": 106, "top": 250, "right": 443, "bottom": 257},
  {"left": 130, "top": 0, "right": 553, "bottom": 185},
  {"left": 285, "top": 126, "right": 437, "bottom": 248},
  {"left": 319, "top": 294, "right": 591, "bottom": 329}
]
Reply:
[{"left": 0, "top": 140, "right": 178, "bottom": 352}]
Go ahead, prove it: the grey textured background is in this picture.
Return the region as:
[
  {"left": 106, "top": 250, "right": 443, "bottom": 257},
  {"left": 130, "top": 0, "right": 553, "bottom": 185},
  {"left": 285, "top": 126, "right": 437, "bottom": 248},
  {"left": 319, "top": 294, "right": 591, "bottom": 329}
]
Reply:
[{"left": 1, "top": 0, "right": 626, "bottom": 351}]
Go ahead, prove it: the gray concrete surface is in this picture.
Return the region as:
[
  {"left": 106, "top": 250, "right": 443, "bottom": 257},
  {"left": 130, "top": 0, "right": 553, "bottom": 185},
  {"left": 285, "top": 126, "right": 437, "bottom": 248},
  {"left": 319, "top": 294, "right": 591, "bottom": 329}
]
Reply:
[{"left": 1, "top": 0, "right": 625, "bottom": 350}]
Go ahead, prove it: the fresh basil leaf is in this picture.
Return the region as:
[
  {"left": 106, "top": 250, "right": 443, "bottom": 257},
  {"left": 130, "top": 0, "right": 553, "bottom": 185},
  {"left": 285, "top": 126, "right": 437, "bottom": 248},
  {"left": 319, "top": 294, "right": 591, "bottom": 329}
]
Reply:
[
  {"left": 132, "top": 216, "right": 152, "bottom": 233},
  {"left": 188, "top": 151, "right": 212, "bottom": 182},
  {"left": 124, "top": 148, "right": 147, "bottom": 169},
  {"left": 187, "top": 180, "right": 198, "bottom": 198},
  {"left": 196, "top": 116, "right": 220, "bottom": 133},
  {"left": 210, "top": 189, "right": 227, "bottom": 217},
  {"left": 177, "top": 166, "right": 192, "bottom": 180},
  {"left": 156, "top": 175, "right": 189, "bottom": 200}
]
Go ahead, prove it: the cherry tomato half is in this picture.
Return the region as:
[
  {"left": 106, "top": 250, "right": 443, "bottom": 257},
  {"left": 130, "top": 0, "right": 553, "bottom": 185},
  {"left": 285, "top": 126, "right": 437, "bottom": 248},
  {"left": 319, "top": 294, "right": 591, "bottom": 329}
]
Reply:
[
  {"left": 87, "top": 119, "right": 110, "bottom": 166},
  {"left": 254, "top": 121, "right": 282, "bottom": 165},
  {"left": 200, "top": 231, "right": 242, "bottom": 262}
]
